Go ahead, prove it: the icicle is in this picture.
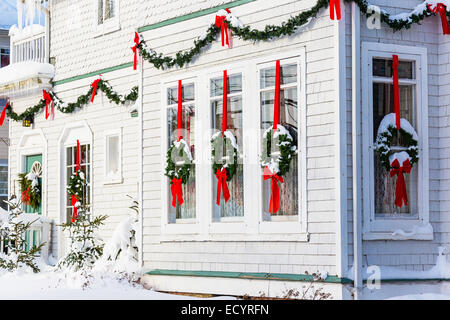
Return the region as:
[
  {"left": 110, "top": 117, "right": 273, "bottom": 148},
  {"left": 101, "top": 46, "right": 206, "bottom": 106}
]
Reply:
[{"left": 17, "top": 0, "right": 23, "bottom": 30}]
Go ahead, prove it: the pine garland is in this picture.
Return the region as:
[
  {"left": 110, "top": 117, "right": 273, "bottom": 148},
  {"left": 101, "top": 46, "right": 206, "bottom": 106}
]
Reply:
[
  {"left": 138, "top": 0, "right": 447, "bottom": 70},
  {"left": 6, "top": 79, "right": 138, "bottom": 122},
  {"left": 18, "top": 173, "right": 41, "bottom": 210}
]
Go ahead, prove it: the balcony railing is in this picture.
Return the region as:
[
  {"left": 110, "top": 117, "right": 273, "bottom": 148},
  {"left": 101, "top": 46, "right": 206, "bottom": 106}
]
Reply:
[{"left": 10, "top": 28, "right": 47, "bottom": 64}]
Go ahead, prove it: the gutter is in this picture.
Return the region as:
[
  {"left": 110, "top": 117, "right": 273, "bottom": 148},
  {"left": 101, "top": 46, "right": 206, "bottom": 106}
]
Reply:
[{"left": 351, "top": 3, "right": 363, "bottom": 299}]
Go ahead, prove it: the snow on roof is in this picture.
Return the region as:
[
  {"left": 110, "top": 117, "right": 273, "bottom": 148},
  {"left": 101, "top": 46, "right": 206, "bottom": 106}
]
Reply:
[{"left": 0, "top": 61, "right": 54, "bottom": 86}]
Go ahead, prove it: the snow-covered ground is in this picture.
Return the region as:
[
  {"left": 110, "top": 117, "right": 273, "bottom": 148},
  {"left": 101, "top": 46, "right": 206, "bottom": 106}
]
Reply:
[{"left": 0, "top": 261, "right": 236, "bottom": 300}]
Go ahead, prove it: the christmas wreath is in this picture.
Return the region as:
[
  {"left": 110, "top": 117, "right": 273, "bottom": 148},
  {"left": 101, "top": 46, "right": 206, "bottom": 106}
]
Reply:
[
  {"left": 375, "top": 113, "right": 419, "bottom": 171},
  {"left": 18, "top": 172, "right": 41, "bottom": 210},
  {"left": 164, "top": 139, "right": 193, "bottom": 183},
  {"left": 211, "top": 130, "right": 239, "bottom": 181},
  {"left": 260, "top": 125, "right": 297, "bottom": 177},
  {"left": 67, "top": 171, "right": 86, "bottom": 201}
]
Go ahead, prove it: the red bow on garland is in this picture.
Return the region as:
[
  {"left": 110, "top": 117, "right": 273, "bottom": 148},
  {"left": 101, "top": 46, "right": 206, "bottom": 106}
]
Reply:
[
  {"left": 216, "top": 168, "right": 231, "bottom": 206},
  {"left": 22, "top": 187, "right": 31, "bottom": 206},
  {"left": 132, "top": 32, "right": 141, "bottom": 70},
  {"left": 0, "top": 101, "right": 8, "bottom": 127},
  {"left": 263, "top": 166, "right": 284, "bottom": 214},
  {"left": 71, "top": 194, "right": 79, "bottom": 222},
  {"left": 427, "top": 3, "right": 450, "bottom": 35},
  {"left": 390, "top": 158, "right": 412, "bottom": 208},
  {"left": 43, "top": 90, "right": 54, "bottom": 120},
  {"left": 330, "top": 0, "right": 341, "bottom": 20},
  {"left": 90, "top": 78, "right": 102, "bottom": 103},
  {"left": 171, "top": 177, "right": 184, "bottom": 207},
  {"left": 215, "top": 8, "right": 231, "bottom": 47}
]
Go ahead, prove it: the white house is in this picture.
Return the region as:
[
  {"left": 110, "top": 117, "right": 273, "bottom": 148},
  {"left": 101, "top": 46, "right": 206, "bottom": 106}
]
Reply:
[{"left": 2, "top": 0, "right": 450, "bottom": 300}]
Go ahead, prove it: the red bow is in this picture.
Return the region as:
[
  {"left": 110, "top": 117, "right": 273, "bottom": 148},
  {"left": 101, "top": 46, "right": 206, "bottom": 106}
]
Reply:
[
  {"left": 392, "top": 55, "right": 401, "bottom": 130},
  {"left": 132, "top": 32, "right": 141, "bottom": 70},
  {"left": 390, "top": 158, "right": 412, "bottom": 208},
  {"left": 0, "top": 101, "right": 8, "bottom": 127},
  {"left": 71, "top": 194, "right": 79, "bottom": 222},
  {"left": 428, "top": 3, "right": 450, "bottom": 34},
  {"left": 330, "top": 0, "right": 341, "bottom": 20},
  {"left": 90, "top": 78, "right": 101, "bottom": 103},
  {"left": 263, "top": 166, "right": 284, "bottom": 213},
  {"left": 43, "top": 90, "right": 54, "bottom": 120},
  {"left": 216, "top": 168, "right": 231, "bottom": 206},
  {"left": 171, "top": 177, "right": 184, "bottom": 207},
  {"left": 22, "top": 187, "right": 30, "bottom": 205},
  {"left": 215, "top": 8, "right": 231, "bottom": 47}
]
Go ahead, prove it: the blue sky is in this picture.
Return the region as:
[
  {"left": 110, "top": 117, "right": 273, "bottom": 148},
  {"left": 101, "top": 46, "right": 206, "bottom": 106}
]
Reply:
[{"left": 0, "top": 0, "right": 17, "bottom": 30}]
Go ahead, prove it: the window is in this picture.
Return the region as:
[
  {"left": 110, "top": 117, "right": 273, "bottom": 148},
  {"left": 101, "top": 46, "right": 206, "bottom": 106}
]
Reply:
[
  {"left": 0, "top": 48, "right": 9, "bottom": 68},
  {"left": 104, "top": 129, "right": 122, "bottom": 184},
  {"left": 166, "top": 82, "right": 196, "bottom": 223},
  {"left": 98, "top": 0, "right": 117, "bottom": 24},
  {"left": 0, "top": 160, "right": 7, "bottom": 211},
  {"left": 66, "top": 143, "right": 91, "bottom": 223},
  {"left": 362, "top": 43, "right": 430, "bottom": 239},
  {"left": 210, "top": 73, "right": 244, "bottom": 221},
  {"left": 260, "top": 62, "right": 299, "bottom": 221}
]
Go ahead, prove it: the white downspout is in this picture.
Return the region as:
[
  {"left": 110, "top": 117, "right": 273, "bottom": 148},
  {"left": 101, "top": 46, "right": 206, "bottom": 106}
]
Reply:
[
  {"left": 351, "top": 2, "right": 363, "bottom": 299},
  {"left": 138, "top": 40, "right": 144, "bottom": 268}
]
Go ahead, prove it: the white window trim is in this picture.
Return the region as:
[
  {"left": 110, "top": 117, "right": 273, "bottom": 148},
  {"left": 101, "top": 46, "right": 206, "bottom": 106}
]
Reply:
[
  {"left": 361, "top": 42, "right": 431, "bottom": 241},
  {"left": 57, "top": 121, "right": 93, "bottom": 257},
  {"left": 159, "top": 49, "right": 308, "bottom": 242},
  {"left": 104, "top": 128, "right": 123, "bottom": 185},
  {"left": 94, "top": 0, "right": 120, "bottom": 37}
]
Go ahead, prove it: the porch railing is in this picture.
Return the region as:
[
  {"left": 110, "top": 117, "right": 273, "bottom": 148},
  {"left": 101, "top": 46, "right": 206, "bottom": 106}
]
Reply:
[{"left": 10, "top": 30, "right": 47, "bottom": 64}]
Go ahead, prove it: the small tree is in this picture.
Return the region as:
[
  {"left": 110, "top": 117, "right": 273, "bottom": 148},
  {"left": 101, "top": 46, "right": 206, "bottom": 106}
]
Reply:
[
  {"left": 57, "top": 170, "right": 107, "bottom": 271},
  {"left": 0, "top": 196, "right": 44, "bottom": 273}
]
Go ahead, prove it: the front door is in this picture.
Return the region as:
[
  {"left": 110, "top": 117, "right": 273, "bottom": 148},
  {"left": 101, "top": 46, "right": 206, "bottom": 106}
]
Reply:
[{"left": 24, "top": 154, "right": 42, "bottom": 251}]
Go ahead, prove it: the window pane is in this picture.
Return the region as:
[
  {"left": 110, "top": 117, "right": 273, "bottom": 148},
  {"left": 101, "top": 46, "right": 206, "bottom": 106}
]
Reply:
[
  {"left": 167, "top": 83, "right": 195, "bottom": 105},
  {"left": 98, "top": 0, "right": 104, "bottom": 24},
  {"left": 260, "top": 84, "right": 298, "bottom": 217},
  {"left": 373, "top": 58, "right": 414, "bottom": 79},
  {"left": 260, "top": 63, "right": 297, "bottom": 89},
  {"left": 211, "top": 74, "right": 244, "bottom": 219},
  {"left": 372, "top": 82, "right": 417, "bottom": 216},
  {"left": 107, "top": 135, "right": 119, "bottom": 177},
  {"left": 210, "top": 73, "right": 242, "bottom": 97},
  {"left": 167, "top": 96, "right": 196, "bottom": 221}
]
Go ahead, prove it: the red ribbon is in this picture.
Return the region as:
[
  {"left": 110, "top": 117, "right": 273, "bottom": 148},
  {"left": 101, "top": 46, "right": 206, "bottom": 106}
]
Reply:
[
  {"left": 263, "top": 166, "right": 284, "bottom": 214},
  {"left": 76, "top": 139, "right": 81, "bottom": 172},
  {"left": 216, "top": 168, "right": 231, "bottom": 206},
  {"left": 0, "top": 101, "right": 8, "bottom": 127},
  {"left": 390, "top": 158, "right": 412, "bottom": 208},
  {"left": 71, "top": 194, "right": 78, "bottom": 222},
  {"left": 90, "top": 78, "right": 101, "bottom": 103},
  {"left": 428, "top": 3, "right": 450, "bottom": 34},
  {"left": 215, "top": 8, "right": 231, "bottom": 47},
  {"left": 177, "top": 80, "right": 183, "bottom": 142},
  {"left": 170, "top": 177, "right": 184, "bottom": 207},
  {"left": 22, "top": 187, "right": 30, "bottom": 205},
  {"left": 132, "top": 32, "right": 140, "bottom": 70},
  {"left": 392, "top": 55, "right": 401, "bottom": 130},
  {"left": 273, "top": 60, "right": 281, "bottom": 133},
  {"left": 43, "top": 90, "right": 54, "bottom": 120},
  {"left": 222, "top": 70, "right": 228, "bottom": 137},
  {"left": 330, "top": 0, "right": 341, "bottom": 20}
]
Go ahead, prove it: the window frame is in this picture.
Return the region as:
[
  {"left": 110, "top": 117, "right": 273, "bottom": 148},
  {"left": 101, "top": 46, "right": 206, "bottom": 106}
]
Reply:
[
  {"left": 94, "top": 0, "right": 120, "bottom": 37},
  {"left": 104, "top": 128, "right": 123, "bottom": 185},
  {"left": 159, "top": 49, "right": 308, "bottom": 242},
  {"left": 361, "top": 42, "right": 431, "bottom": 240}
]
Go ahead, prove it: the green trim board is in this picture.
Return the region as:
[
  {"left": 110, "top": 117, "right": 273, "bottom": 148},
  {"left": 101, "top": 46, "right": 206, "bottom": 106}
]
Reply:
[
  {"left": 53, "top": 62, "right": 134, "bottom": 86},
  {"left": 146, "top": 269, "right": 353, "bottom": 284},
  {"left": 138, "top": 0, "right": 256, "bottom": 32}
]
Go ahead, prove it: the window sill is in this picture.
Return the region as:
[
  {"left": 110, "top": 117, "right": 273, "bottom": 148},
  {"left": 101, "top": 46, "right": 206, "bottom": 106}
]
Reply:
[
  {"left": 93, "top": 20, "right": 121, "bottom": 38},
  {"left": 159, "top": 232, "right": 310, "bottom": 243},
  {"left": 363, "top": 223, "right": 434, "bottom": 241}
]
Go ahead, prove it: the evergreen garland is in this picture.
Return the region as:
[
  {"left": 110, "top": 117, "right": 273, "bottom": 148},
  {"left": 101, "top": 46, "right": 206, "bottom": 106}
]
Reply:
[
  {"left": 138, "top": 0, "right": 447, "bottom": 70},
  {"left": 6, "top": 79, "right": 138, "bottom": 122}
]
